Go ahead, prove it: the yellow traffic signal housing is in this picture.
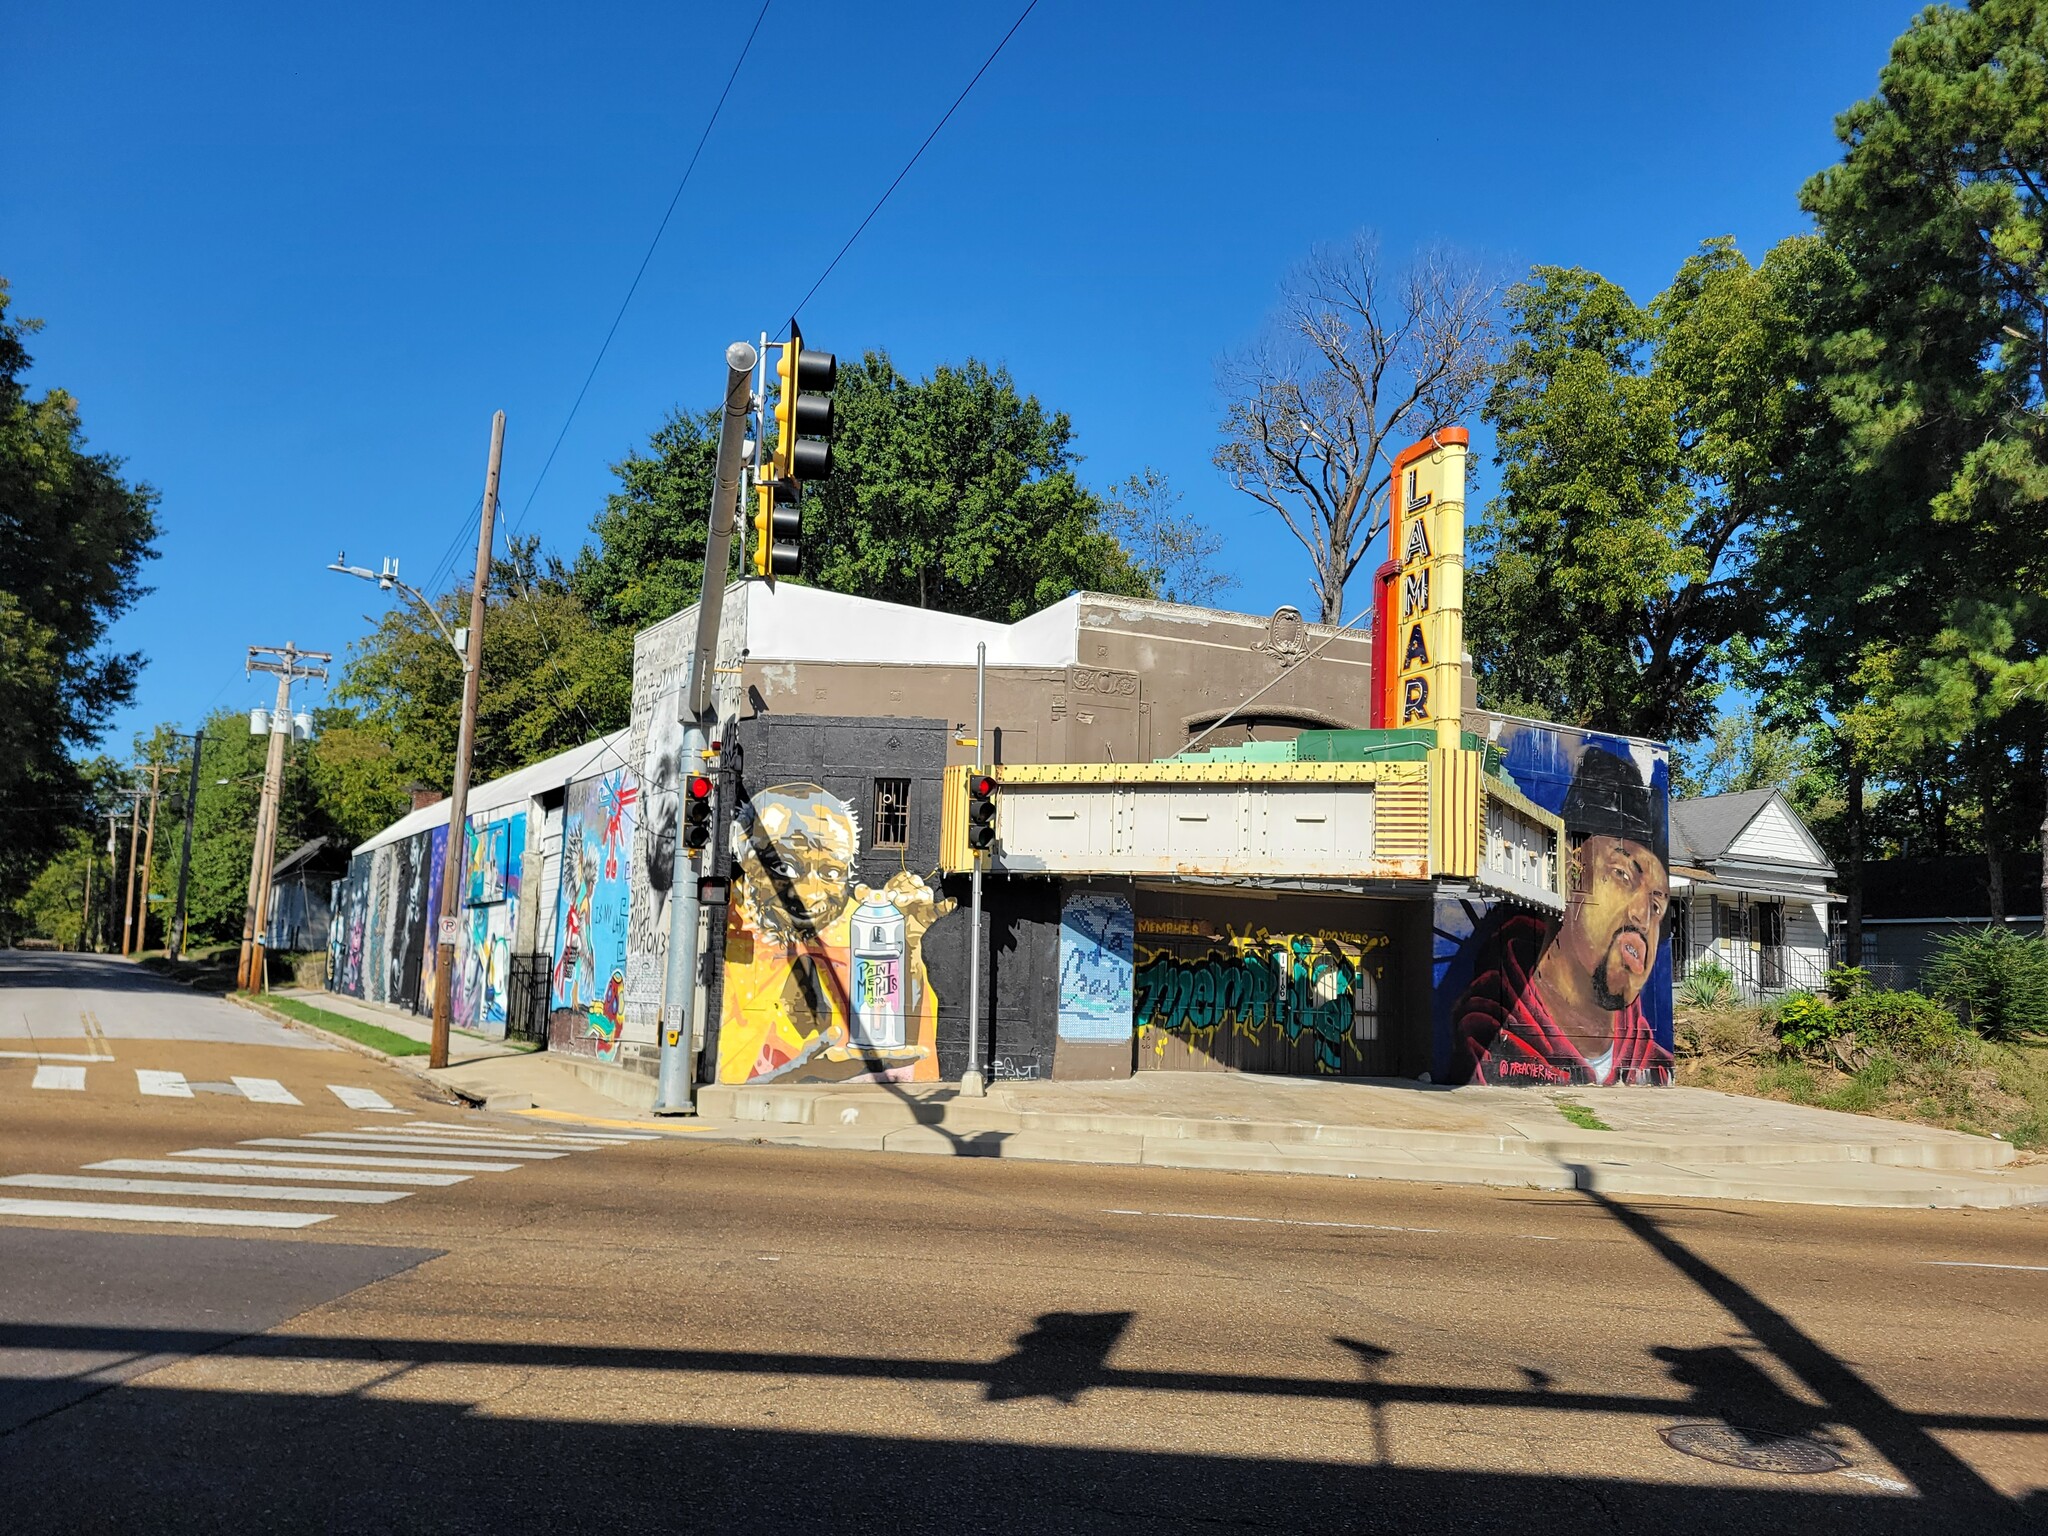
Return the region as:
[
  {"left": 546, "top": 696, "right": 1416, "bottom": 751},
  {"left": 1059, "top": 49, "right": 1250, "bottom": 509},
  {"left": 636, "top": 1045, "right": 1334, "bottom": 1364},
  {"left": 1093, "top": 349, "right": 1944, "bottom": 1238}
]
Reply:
[{"left": 753, "top": 318, "right": 836, "bottom": 580}]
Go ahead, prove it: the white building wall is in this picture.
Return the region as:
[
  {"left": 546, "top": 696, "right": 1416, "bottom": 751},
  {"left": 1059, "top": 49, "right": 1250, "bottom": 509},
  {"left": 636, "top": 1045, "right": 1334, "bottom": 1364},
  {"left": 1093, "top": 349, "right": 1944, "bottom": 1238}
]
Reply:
[{"left": 1728, "top": 800, "right": 1822, "bottom": 864}]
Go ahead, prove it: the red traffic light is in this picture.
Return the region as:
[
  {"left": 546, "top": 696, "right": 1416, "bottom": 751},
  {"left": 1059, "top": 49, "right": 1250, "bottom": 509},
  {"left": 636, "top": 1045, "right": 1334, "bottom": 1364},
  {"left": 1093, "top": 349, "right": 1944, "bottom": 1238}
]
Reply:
[
  {"left": 968, "top": 774, "right": 995, "bottom": 798},
  {"left": 687, "top": 775, "right": 714, "bottom": 800}
]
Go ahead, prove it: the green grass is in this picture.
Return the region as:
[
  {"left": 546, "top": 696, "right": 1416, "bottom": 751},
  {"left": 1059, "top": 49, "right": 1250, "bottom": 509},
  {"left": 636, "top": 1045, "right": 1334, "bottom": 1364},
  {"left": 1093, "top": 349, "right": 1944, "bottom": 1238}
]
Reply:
[
  {"left": 244, "top": 993, "right": 430, "bottom": 1057},
  {"left": 1556, "top": 1102, "right": 1612, "bottom": 1132}
]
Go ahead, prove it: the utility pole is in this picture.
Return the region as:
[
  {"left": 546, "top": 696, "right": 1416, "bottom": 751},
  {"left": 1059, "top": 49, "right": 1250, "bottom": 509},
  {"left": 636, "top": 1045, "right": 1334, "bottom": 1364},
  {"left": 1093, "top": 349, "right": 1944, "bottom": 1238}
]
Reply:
[
  {"left": 120, "top": 785, "right": 143, "bottom": 957},
  {"left": 134, "top": 760, "right": 164, "bottom": 954},
  {"left": 102, "top": 813, "right": 120, "bottom": 952},
  {"left": 428, "top": 411, "right": 504, "bottom": 1070},
  {"left": 169, "top": 732, "right": 204, "bottom": 961},
  {"left": 236, "top": 643, "right": 331, "bottom": 991},
  {"left": 79, "top": 843, "right": 93, "bottom": 954}
]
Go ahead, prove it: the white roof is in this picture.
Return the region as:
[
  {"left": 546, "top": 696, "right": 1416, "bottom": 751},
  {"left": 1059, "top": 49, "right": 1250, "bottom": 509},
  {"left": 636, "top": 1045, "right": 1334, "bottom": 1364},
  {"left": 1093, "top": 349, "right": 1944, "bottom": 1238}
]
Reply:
[{"left": 352, "top": 730, "right": 629, "bottom": 856}]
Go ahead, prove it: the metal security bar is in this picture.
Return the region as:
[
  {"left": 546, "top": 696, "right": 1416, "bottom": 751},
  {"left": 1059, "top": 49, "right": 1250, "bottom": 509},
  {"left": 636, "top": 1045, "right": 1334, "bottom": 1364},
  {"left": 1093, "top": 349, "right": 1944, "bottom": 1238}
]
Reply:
[{"left": 506, "top": 953, "right": 552, "bottom": 1047}]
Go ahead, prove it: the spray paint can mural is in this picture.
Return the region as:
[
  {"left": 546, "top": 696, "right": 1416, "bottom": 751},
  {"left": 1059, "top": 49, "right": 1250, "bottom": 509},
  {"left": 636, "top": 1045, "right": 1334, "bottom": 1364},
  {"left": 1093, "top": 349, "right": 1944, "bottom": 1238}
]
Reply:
[{"left": 849, "top": 896, "right": 907, "bottom": 1050}]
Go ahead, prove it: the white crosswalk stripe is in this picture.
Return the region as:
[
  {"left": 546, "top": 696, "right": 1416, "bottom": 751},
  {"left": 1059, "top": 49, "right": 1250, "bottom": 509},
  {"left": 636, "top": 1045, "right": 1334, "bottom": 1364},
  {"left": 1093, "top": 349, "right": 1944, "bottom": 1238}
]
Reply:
[
  {"left": 405, "top": 1120, "right": 659, "bottom": 1142},
  {"left": 32, "top": 1065, "right": 85, "bottom": 1091},
  {"left": 172, "top": 1146, "right": 522, "bottom": 1172},
  {"left": 293, "top": 1134, "right": 568, "bottom": 1158},
  {"left": 1, "top": 1174, "right": 407, "bottom": 1204},
  {"left": 136, "top": 1069, "right": 192, "bottom": 1098},
  {"left": 328, "top": 1085, "right": 402, "bottom": 1113},
  {"left": 393, "top": 1122, "right": 646, "bottom": 1146},
  {"left": 232, "top": 1076, "right": 301, "bottom": 1105},
  {"left": 89, "top": 1158, "right": 470, "bottom": 1186},
  {"left": 0, "top": 1197, "right": 330, "bottom": 1229}
]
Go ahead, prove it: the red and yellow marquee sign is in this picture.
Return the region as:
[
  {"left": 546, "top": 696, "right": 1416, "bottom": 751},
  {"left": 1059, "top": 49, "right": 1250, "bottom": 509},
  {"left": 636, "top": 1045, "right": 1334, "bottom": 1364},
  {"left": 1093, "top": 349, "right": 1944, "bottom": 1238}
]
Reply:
[{"left": 1373, "top": 427, "right": 1469, "bottom": 748}]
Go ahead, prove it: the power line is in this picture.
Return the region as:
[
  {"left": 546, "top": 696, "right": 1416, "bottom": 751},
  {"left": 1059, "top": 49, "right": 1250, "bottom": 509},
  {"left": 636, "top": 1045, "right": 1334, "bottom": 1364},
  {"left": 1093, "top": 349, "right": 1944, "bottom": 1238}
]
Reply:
[
  {"left": 786, "top": 0, "right": 1040, "bottom": 321},
  {"left": 506, "top": 0, "right": 776, "bottom": 542}
]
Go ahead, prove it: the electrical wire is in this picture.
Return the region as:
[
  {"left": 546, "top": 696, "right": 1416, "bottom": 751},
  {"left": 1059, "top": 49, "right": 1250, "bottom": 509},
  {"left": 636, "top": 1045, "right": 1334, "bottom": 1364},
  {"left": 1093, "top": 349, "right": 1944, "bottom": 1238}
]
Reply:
[
  {"left": 785, "top": 0, "right": 1040, "bottom": 321},
  {"left": 506, "top": 0, "right": 776, "bottom": 542}
]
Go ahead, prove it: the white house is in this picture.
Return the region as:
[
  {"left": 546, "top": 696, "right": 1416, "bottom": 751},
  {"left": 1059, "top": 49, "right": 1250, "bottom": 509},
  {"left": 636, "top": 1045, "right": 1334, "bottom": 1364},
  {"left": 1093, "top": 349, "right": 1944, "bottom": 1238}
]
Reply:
[{"left": 1668, "top": 788, "right": 1838, "bottom": 1000}]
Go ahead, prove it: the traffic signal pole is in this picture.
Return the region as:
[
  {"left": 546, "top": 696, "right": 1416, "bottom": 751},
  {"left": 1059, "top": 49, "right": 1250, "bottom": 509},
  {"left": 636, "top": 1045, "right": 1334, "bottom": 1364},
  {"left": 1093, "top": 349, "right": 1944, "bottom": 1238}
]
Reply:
[
  {"left": 962, "top": 642, "right": 988, "bottom": 1097},
  {"left": 654, "top": 341, "right": 756, "bottom": 1116}
]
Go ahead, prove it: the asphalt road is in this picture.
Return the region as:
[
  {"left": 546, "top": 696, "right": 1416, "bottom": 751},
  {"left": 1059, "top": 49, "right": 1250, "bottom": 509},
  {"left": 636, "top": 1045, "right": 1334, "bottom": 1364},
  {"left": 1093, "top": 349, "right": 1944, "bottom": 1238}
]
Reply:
[{"left": 1, "top": 952, "right": 2044, "bottom": 1533}]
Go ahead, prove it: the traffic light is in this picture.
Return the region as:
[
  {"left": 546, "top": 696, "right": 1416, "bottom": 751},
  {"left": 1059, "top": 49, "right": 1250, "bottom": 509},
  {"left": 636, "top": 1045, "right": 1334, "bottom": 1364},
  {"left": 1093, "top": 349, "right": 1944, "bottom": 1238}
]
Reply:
[
  {"left": 751, "top": 318, "right": 836, "bottom": 578},
  {"left": 966, "top": 772, "right": 997, "bottom": 853},
  {"left": 682, "top": 772, "right": 715, "bottom": 854}
]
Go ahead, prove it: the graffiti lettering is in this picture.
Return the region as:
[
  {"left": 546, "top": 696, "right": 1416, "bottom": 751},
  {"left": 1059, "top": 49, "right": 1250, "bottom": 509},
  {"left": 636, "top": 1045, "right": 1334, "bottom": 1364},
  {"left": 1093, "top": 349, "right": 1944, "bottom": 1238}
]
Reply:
[{"left": 1135, "top": 932, "right": 1383, "bottom": 1074}]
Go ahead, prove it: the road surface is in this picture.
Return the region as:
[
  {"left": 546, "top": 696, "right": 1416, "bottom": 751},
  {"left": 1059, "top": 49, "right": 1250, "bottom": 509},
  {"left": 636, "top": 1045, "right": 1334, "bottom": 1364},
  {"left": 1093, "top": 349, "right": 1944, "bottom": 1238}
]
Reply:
[{"left": 0, "top": 951, "right": 2043, "bottom": 1532}]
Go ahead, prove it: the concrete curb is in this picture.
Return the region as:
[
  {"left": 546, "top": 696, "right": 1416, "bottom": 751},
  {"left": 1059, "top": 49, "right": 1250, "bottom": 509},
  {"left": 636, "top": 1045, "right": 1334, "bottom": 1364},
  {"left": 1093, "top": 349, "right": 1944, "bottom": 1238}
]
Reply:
[
  {"left": 226, "top": 992, "right": 491, "bottom": 1108},
  {"left": 679, "top": 1079, "right": 2048, "bottom": 1210}
]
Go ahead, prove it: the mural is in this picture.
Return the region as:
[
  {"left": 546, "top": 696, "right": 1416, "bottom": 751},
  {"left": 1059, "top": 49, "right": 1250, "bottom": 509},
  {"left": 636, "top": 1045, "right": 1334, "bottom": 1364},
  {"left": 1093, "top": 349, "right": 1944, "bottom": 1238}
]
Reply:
[
  {"left": 331, "top": 851, "right": 371, "bottom": 997},
  {"left": 467, "top": 819, "right": 511, "bottom": 906},
  {"left": 364, "top": 845, "right": 396, "bottom": 1004},
  {"left": 419, "top": 823, "right": 448, "bottom": 1011},
  {"left": 552, "top": 770, "right": 637, "bottom": 1059},
  {"left": 1134, "top": 917, "right": 1388, "bottom": 1075},
  {"left": 1435, "top": 728, "right": 1674, "bottom": 1086},
  {"left": 1056, "top": 894, "right": 1135, "bottom": 1040},
  {"left": 625, "top": 618, "right": 690, "bottom": 1040},
  {"left": 718, "top": 781, "right": 955, "bottom": 1084},
  {"left": 458, "top": 811, "right": 525, "bottom": 1029}
]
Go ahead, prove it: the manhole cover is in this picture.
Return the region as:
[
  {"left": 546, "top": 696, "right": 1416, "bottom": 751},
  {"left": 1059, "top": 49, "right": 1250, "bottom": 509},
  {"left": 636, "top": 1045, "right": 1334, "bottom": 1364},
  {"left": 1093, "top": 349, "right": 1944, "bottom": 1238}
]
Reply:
[{"left": 1659, "top": 1423, "right": 1846, "bottom": 1475}]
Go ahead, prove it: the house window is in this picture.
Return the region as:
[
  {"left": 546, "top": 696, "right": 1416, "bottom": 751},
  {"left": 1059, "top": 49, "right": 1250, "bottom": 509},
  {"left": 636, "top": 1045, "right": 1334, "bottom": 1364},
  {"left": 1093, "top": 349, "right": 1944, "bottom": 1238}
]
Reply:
[{"left": 872, "top": 778, "right": 911, "bottom": 848}]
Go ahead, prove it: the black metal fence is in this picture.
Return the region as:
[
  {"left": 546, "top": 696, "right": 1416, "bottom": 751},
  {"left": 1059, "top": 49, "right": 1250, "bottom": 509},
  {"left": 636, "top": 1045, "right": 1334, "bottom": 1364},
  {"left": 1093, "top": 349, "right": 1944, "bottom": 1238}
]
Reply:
[{"left": 505, "top": 953, "right": 551, "bottom": 1047}]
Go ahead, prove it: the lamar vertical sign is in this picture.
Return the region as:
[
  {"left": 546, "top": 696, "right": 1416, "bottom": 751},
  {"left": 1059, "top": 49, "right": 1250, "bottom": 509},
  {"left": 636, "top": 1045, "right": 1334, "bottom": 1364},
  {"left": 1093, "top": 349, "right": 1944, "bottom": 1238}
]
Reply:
[{"left": 1375, "top": 427, "right": 1469, "bottom": 748}]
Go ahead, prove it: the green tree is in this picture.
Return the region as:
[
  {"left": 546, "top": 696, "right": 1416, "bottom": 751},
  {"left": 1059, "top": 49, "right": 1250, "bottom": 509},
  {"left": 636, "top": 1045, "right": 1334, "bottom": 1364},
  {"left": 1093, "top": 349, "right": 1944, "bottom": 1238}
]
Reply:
[
  {"left": 335, "top": 539, "right": 630, "bottom": 792},
  {"left": 1469, "top": 237, "right": 1811, "bottom": 741},
  {"left": 11, "top": 829, "right": 96, "bottom": 948},
  {"left": 803, "top": 353, "right": 1147, "bottom": 619},
  {"left": 1767, "top": 0, "right": 2048, "bottom": 927},
  {"left": 572, "top": 409, "right": 725, "bottom": 632},
  {"left": 0, "top": 278, "right": 160, "bottom": 906},
  {"left": 578, "top": 354, "right": 1155, "bottom": 626},
  {"left": 1097, "top": 468, "right": 1237, "bottom": 607}
]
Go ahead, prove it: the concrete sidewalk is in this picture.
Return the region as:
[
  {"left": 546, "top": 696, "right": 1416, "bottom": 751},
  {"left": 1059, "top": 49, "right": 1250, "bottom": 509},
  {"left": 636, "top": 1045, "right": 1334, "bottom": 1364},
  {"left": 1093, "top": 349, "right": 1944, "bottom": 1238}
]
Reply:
[
  {"left": 254, "top": 991, "right": 2048, "bottom": 1210},
  {"left": 684, "top": 1072, "right": 2048, "bottom": 1211}
]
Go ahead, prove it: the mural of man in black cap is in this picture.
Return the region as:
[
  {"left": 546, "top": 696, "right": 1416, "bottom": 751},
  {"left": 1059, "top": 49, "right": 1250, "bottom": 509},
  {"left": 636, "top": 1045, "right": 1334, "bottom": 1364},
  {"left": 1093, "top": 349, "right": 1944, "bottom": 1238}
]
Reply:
[{"left": 1452, "top": 746, "right": 1673, "bottom": 1086}]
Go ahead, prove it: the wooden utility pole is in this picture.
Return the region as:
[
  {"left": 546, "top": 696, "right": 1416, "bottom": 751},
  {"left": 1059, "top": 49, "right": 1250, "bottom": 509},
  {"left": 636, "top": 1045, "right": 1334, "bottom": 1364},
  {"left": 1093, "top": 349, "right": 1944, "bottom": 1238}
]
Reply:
[
  {"left": 79, "top": 846, "right": 93, "bottom": 954},
  {"left": 120, "top": 787, "right": 142, "bottom": 956},
  {"left": 430, "top": 410, "right": 504, "bottom": 1071},
  {"left": 133, "top": 760, "right": 164, "bottom": 954},
  {"left": 235, "top": 643, "right": 331, "bottom": 991}
]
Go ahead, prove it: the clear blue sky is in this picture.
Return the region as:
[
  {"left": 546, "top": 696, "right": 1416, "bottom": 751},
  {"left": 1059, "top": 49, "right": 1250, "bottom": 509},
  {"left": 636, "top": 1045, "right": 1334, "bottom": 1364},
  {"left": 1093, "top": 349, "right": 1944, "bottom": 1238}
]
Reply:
[{"left": 4, "top": 0, "right": 1921, "bottom": 754}]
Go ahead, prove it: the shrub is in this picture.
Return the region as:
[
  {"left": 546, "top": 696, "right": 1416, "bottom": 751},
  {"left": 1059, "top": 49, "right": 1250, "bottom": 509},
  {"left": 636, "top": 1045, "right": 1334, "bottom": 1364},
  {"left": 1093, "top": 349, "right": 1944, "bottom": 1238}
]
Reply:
[
  {"left": 1825, "top": 965, "right": 1871, "bottom": 1001},
  {"left": 1769, "top": 990, "right": 1837, "bottom": 1056},
  {"left": 1833, "top": 989, "right": 1970, "bottom": 1066},
  {"left": 1679, "top": 961, "right": 1736, "bottom": 1009},
  {"left": 1923, "top": 927, "right": 2048, "bottom": 1043}
]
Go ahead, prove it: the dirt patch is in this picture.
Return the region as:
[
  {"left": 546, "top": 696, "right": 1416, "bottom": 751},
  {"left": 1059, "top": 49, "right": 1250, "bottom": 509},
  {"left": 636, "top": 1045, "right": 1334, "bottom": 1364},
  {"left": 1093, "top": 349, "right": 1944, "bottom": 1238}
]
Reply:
[{"left": 1675, "top": 1005, "right": 2048, "bottom": 1155}]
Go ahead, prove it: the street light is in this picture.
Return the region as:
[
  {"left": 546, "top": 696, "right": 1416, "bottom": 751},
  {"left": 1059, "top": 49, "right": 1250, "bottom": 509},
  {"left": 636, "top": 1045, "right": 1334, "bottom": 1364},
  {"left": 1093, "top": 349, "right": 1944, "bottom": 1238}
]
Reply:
[{"left": 328, "top": 551, "right": 471, "bottom": 668}]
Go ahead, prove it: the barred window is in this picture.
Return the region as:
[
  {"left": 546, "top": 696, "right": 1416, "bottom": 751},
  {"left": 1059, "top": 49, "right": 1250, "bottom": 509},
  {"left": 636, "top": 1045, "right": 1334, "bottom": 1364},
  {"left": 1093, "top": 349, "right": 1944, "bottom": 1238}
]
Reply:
[{"left": 872, "top": 778, "right": 911, "bottom": 848}]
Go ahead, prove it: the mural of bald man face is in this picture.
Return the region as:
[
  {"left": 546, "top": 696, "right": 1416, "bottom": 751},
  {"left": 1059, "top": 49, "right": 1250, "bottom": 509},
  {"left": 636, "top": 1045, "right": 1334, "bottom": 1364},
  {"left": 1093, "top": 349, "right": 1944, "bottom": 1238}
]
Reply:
[
  {"left": 1559, "top": 833, "right": 1668, "bottom": 1012},
  {"left": 730, "top": 785, "right": 860, "bottom": 946}
]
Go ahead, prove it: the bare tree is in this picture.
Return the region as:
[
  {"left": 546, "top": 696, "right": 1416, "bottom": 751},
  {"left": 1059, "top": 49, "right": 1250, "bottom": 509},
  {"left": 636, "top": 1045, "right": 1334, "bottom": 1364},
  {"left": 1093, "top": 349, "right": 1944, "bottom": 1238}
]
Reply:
[
  {"left": 1214, "top": 235, "right": 1499, "bottom": 623},
  {"left": 1098, "top": 468, "right": 1238, "bottom": 608}
]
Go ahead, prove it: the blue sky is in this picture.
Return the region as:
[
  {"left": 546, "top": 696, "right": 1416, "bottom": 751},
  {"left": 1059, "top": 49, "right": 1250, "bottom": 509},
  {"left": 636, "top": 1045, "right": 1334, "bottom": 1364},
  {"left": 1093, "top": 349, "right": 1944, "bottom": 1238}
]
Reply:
[{"left": 5, "top": 0, "right": 1922, "bottom": 753}]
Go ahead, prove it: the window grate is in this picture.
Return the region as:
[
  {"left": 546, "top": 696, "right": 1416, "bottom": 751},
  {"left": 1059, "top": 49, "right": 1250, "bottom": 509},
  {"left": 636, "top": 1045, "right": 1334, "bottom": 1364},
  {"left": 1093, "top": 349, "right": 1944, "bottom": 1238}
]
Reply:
[{"left": 872, "top": 778, "right": 910, "bottom": 848}]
